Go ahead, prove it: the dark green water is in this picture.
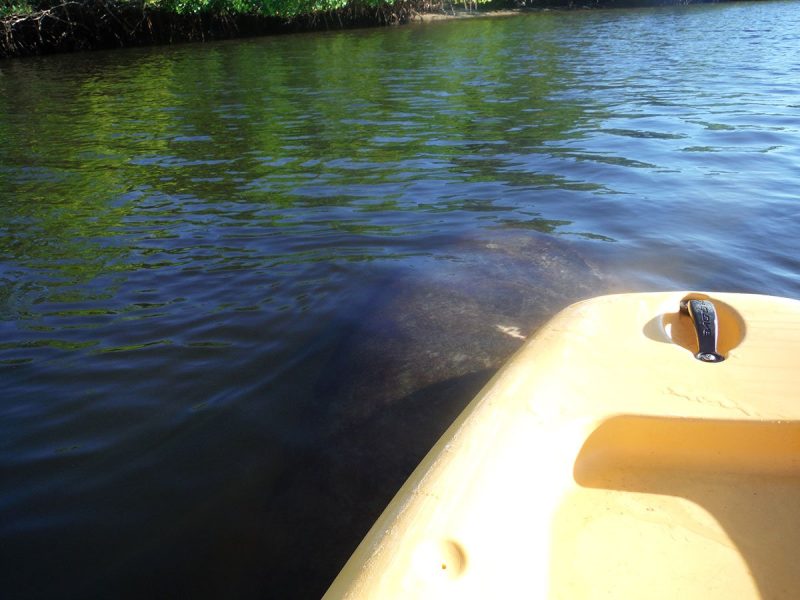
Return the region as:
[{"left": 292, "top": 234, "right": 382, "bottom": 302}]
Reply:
[{"left": 1, "top": 2, "right": 799, "bottom": 597}]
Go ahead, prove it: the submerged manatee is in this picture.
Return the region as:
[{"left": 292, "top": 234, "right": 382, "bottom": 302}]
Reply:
[
  {"left": 325, "top": 229, "right": 609, "bottom": 425},
  {"left": 266, "top": 231, "right": 613, "bottom": 597}
]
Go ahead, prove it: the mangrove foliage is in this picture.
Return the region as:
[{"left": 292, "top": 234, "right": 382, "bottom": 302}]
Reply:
[
  {"left": 1, "top": 0, "right": 475, "bottom": 58},
  {"left": 1, "top": 0, "right": 726, "bottom": 58}
]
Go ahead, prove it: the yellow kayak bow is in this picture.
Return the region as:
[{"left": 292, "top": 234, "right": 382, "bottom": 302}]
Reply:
[{"left": 325, "top": 292, "right": 800, "bottom": 599}]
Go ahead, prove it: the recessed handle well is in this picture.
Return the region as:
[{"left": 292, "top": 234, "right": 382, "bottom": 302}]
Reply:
[{"left": 656, "top": 294, "right": 745, "bottom": 359}]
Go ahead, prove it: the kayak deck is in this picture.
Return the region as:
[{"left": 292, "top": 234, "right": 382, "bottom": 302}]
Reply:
[{"left": 324, "top": 292, "right": 800, "bottom": 599}]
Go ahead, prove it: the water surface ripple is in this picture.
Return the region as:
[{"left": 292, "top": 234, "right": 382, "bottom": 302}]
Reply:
[{"left": 1, "top": 2, "right": 799, "bottom": 597}]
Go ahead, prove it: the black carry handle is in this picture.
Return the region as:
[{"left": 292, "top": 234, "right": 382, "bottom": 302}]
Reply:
[{"left": 679, "top": 298, "right": 725, "bottom": 363}]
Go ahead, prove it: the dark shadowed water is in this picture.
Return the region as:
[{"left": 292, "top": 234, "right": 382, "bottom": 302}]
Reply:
[{"left": 1, "top": 2, "right": 799, "bottom": 597}]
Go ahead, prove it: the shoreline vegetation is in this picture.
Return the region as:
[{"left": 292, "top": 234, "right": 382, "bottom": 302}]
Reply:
[{"left": 2, "top": 0, "right": 721, "bottom": 59}]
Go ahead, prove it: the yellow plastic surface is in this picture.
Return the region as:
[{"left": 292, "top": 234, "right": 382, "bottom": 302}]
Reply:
[{"left": 324, "top": 292, "right": 800, "bottom": 599}]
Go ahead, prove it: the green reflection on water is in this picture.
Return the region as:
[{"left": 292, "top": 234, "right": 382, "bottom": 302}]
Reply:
[{"left": 0, "top": 14, "right": 612, "bottom": 334}]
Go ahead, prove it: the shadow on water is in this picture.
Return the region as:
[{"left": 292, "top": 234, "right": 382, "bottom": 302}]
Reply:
[{"left": 56, "top": 367, "right": 497, "bottom": 599}]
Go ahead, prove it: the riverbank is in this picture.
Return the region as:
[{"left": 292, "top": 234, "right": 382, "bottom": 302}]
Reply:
[
  {"left": 0, "top": 0, "right": 430, "bottom": 59},
  {"left": 1, "top": 0, "right": 726, "bottom": 59},
  {"left": 416, "top": 8, "right": 521, "bottom": 21}
]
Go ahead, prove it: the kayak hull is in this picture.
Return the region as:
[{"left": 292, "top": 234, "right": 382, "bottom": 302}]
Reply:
[{"left": 324, "top": 292, "right": 800, "bottom": 599}]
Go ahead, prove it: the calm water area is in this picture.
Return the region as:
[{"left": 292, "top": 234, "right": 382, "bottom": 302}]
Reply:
[{"left": 1, "top": 1, "right": 799, "bottom": 597}]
